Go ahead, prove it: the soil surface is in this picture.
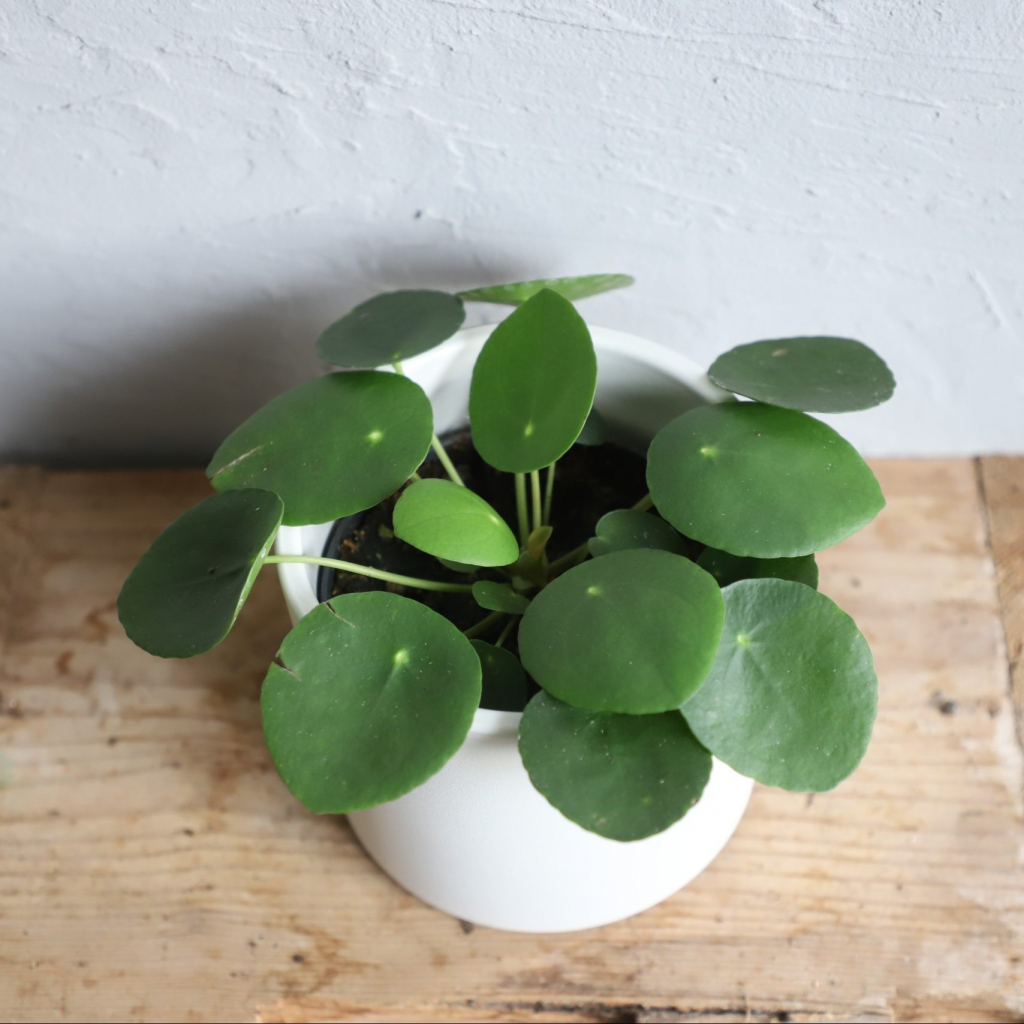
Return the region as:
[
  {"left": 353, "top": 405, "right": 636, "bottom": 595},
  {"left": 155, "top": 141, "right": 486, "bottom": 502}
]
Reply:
[{"left": 320, "top": 428, "right": 648, "bottom": 646}]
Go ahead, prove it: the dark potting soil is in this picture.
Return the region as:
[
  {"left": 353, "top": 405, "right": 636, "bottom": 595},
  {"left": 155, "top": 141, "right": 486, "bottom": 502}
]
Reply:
[{"left": 318, "top": 428, "right": 649, "bottom": 665}]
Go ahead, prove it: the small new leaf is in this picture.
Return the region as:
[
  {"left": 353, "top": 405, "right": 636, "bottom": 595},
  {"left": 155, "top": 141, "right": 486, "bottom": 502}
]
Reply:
[
  {"left": 394, "top": 479, "right": 519, "bottom": 567},
  {"left": 472, "top": 581, "right": 531, "bottom": 615},
  {"left": 588, "top": 509, "right": 688, "bottom": 559}
]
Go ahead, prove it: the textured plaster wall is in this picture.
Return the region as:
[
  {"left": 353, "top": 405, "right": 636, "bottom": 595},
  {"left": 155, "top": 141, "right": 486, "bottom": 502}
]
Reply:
[{"left": 1, "top": 0, "right": 1022, "bottom": 463}]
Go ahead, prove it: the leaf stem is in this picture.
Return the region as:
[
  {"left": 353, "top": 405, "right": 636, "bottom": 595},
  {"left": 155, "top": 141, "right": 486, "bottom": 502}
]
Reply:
[
  {"left": 430, "top": 433, "right": 466, "bottom": 487},
  {"left": 494, "top": 617, "right": 516, "bottom": 648},
  {"left": 264, "top": 555, "right": 473, "bottom": 593},
  {"left": 392, "top": 359, "right": 465, "bottom": 488},
  {"left": 542, "top": 462, "right": 556, "bottom": 525},
  {"left": 514, "top": 473, "right": 529, "bottom": 547},
  {"left": 633, "top": 492, "right": 653, "bottom": 512},
  {"left": 464, "top": 610, "right": 505, "bottom": 639},
  {"left": 530, "top": 470, "right": 542, "bottom": 532}
]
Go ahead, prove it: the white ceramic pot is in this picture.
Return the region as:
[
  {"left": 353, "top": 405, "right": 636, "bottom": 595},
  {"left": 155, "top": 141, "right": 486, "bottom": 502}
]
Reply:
[{"left": 274, "top": 324, "right": 754, "bottom": 933}]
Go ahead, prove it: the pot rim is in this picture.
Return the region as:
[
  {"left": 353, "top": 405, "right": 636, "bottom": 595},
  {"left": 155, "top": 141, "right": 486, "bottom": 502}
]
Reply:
[{"left": 275, "top": 321, "right": 725, "bottom": 736}]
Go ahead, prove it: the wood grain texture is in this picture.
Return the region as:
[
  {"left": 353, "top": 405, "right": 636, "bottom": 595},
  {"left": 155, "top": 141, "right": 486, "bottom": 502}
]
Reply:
[{"left": 1, "top": 461, "right": 1022, "bottom": 1024}]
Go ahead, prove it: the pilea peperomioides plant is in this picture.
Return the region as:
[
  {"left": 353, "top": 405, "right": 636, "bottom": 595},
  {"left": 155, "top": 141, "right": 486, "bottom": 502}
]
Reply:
[{"left": 119, "top": 274, "right": 894, "bottom": 842}]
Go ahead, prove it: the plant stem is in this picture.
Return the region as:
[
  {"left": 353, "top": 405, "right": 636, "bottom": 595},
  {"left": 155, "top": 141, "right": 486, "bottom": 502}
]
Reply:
[
  {"left": 514, "top": 473, "right": 529, "bottom": 547},
  {"left": 391, "top": 359, "right": 465, "bottom": 488},
  {"left": 530, "top": 471, "right": 542, "bottom": 532},
  {"left": 464, "top": 610, "right": 505, "bottom": 639},
  {"left": 430, "top": 433, "right": 466, "bottom": 487},
  {"left": 409, "top": 471, "right": 422, "bottom": 483},
  {"left": 542, "top": 461, "right": 556, "bottom": 525},
  {"left": 633, "top": 492, "right": 653, "bottom": 512},
  {"left": 264, "top": 555, "right": 473, "bottom": 593},
  {"left": 494, "top": 617, "right": 516, "bottom": 648}
]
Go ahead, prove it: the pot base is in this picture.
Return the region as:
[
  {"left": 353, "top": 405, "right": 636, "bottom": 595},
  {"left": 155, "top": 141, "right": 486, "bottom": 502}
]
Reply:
[{"left": 347, "top": 721, "right": 754, "bottom": 933}]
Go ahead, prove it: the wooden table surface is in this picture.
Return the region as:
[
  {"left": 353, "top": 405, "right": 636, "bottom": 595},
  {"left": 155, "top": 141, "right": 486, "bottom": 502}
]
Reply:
[{"left": 1, "top": 459, "right": 1022, "bottom": 1024}]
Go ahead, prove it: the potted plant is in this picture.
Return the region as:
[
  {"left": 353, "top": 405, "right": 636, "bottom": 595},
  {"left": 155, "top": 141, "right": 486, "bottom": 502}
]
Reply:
[{"left": 118, "top": 274, "right": 893, "bottom": 932}]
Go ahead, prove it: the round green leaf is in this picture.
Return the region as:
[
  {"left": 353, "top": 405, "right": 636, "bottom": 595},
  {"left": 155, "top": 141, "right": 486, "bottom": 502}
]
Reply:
[
  {"left": 709, "top": 337, "right": 895, "bottom": 413},
  {"left": 118, "top": 489, "right": 283, "bottom": 658},
  {"left": 316, "top": 290, "right": 465, "bottom": 368},
  {"left": 682, "top": 579, "right": 877, "bottom": 791},
  {"left": 472, "top": 581, "right": 531, "bottom": 615},
  {"left": 697, "top": 546, "right": 818, "bottom": 590},
  {"left": 393, "top": 479, "right": 519, "bottom": 567},
  {"left": 469, "top": 289, "right": 597, "bottom": 473},
  {"left": 208, "top": 372, "right": 432, "bottom": 526},
  {"left": 262, "top": 592, "right": 481, "bottom": 813},
  {"left": 518, "top": 549, "right": 724, "bottom": 714},
  {"left": 459, "top": 274, "right": 634, "bottom": 306},
  {"left": 519, "top": 691, "right": 711, "bottom": 841},
  {"left": 647, "top": 403, "right": 884, "bottom": 558},
  {"left": 587, "top": 509, "right": 688, "bottom": 559},
  {"left": 471, "top": 640, "right": 530, "bottom": 712}
]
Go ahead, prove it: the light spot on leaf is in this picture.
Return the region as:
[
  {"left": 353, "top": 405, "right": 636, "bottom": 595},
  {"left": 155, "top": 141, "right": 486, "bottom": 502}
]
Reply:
[
  {"left": 700, "top": 446, "right": 717, "bottom": 457},
  {"left": 586, "top": 585, "right": 602, "bottom": 597},
  {"left": 524, "top": 421, "right": 535, "bottom": 437},
  {"left": 393, "top": 649, "right": 409, "bottom": 666},
  {"left": 367, "top": 429, "right": 384, "bottom": 444}
]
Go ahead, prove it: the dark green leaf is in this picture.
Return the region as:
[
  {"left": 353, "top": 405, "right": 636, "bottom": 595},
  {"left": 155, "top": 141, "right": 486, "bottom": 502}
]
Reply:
[
  {"left": 472, "top": 640, "right": 530, "bottom": 711},
  {"left": 519, "top": 691, "right": 711, "bottom": 840},
  {"left": 469, "top": 289, "right": 597, "bottom": 472},
  {"left": 393, "top": 479, "right": 519, "bottom": 567},
  {"left": 472, "top": 580, "right": 531, "bottom": 615},
  {"left": 317, "top": 290, "right": 465, "bottom": 368},
  {"left": 518, "top": 549, "right": 724, "bottom": 714},
  {"left": 262, "top": 592, "right": 481, "bottom": 813},
  {"left": 697, "top": 546, "right": 818, "bottom": 589},
  {"left": 709, "top": 337, "right": 895, "bottom": 413},
  {"left": 647, "top": 403, "right": 884, "bottom": 558},
  {"left": 588, "top": 509, "right": 688, "bottom": 559},
  {"left": 208, "top": 372, "right": 432, "bottom": 526},
  {"left": 459, "top": 274, "right": 634, "bottom": 306},
  {"left": 682, "top": 579, "right": 877, "bottom": 791},
  {"left": 118, "top": 489, "right": 283, "bottom": 658}
]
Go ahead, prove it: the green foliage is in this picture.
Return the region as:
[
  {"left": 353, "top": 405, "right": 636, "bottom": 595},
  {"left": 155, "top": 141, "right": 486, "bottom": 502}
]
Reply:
[
  {"left": 519, "top": 692, "right": 711, "bottom": 840},
  {"left": 709, "top": 337, "right": 894, "bottom": 413},
  {"left": 518, "top": 549, "right": 724, "bottom": 714},
  {"left": 394, "top": 479, "right": 519, "bottom": 567},
  {"left": 469, "top": 289, "right": 597, "bottom": 472},
  {"left": 317, "top": 290, "right": 465, "bottom": 367},
  {"left": 118, "top": 489, "right": 282, "bottom": 658},
  {"left": 472, "top": 640, "right": 530, "bottom": 712},
  {"left": 587, "top": 509, "right": 688, "bottom": 559},
  {"left": 697, "top": 547, "right": 819, "bottom": 589},
  {"left": 262, "top": 593, "right": 481, "bottom": 812},
  {"left": 682, "top": 579, "right": 877, "bottom": 791},
  {"left": 122, "top": 275, "right": 894, "bottom": 843},
  {"left": 472, "top": 581, "right": 531, "bottom": 615},
  {"left": 208, "top": 372, "right": 433, "bottom": 525},
  {"left": 647, "top": 403, "right": 884, "bottom": 558},
  {"left": 459, "top": 273, "right": 634, "bottom": 306}
]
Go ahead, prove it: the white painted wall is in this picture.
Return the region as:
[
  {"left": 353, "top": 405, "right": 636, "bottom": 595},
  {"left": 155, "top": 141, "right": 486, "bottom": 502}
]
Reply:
[{"left": 2, "top": 0, "right": 1022, "bottom": 463}]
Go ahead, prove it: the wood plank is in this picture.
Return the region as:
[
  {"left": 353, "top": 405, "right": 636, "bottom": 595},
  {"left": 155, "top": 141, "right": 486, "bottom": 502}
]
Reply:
[
  {"left": 979, "top": 456, "right": 1024, "bottom": 747},
  {"left": 1, "top": 461, "right": 1022, "bottom": 1024}
]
